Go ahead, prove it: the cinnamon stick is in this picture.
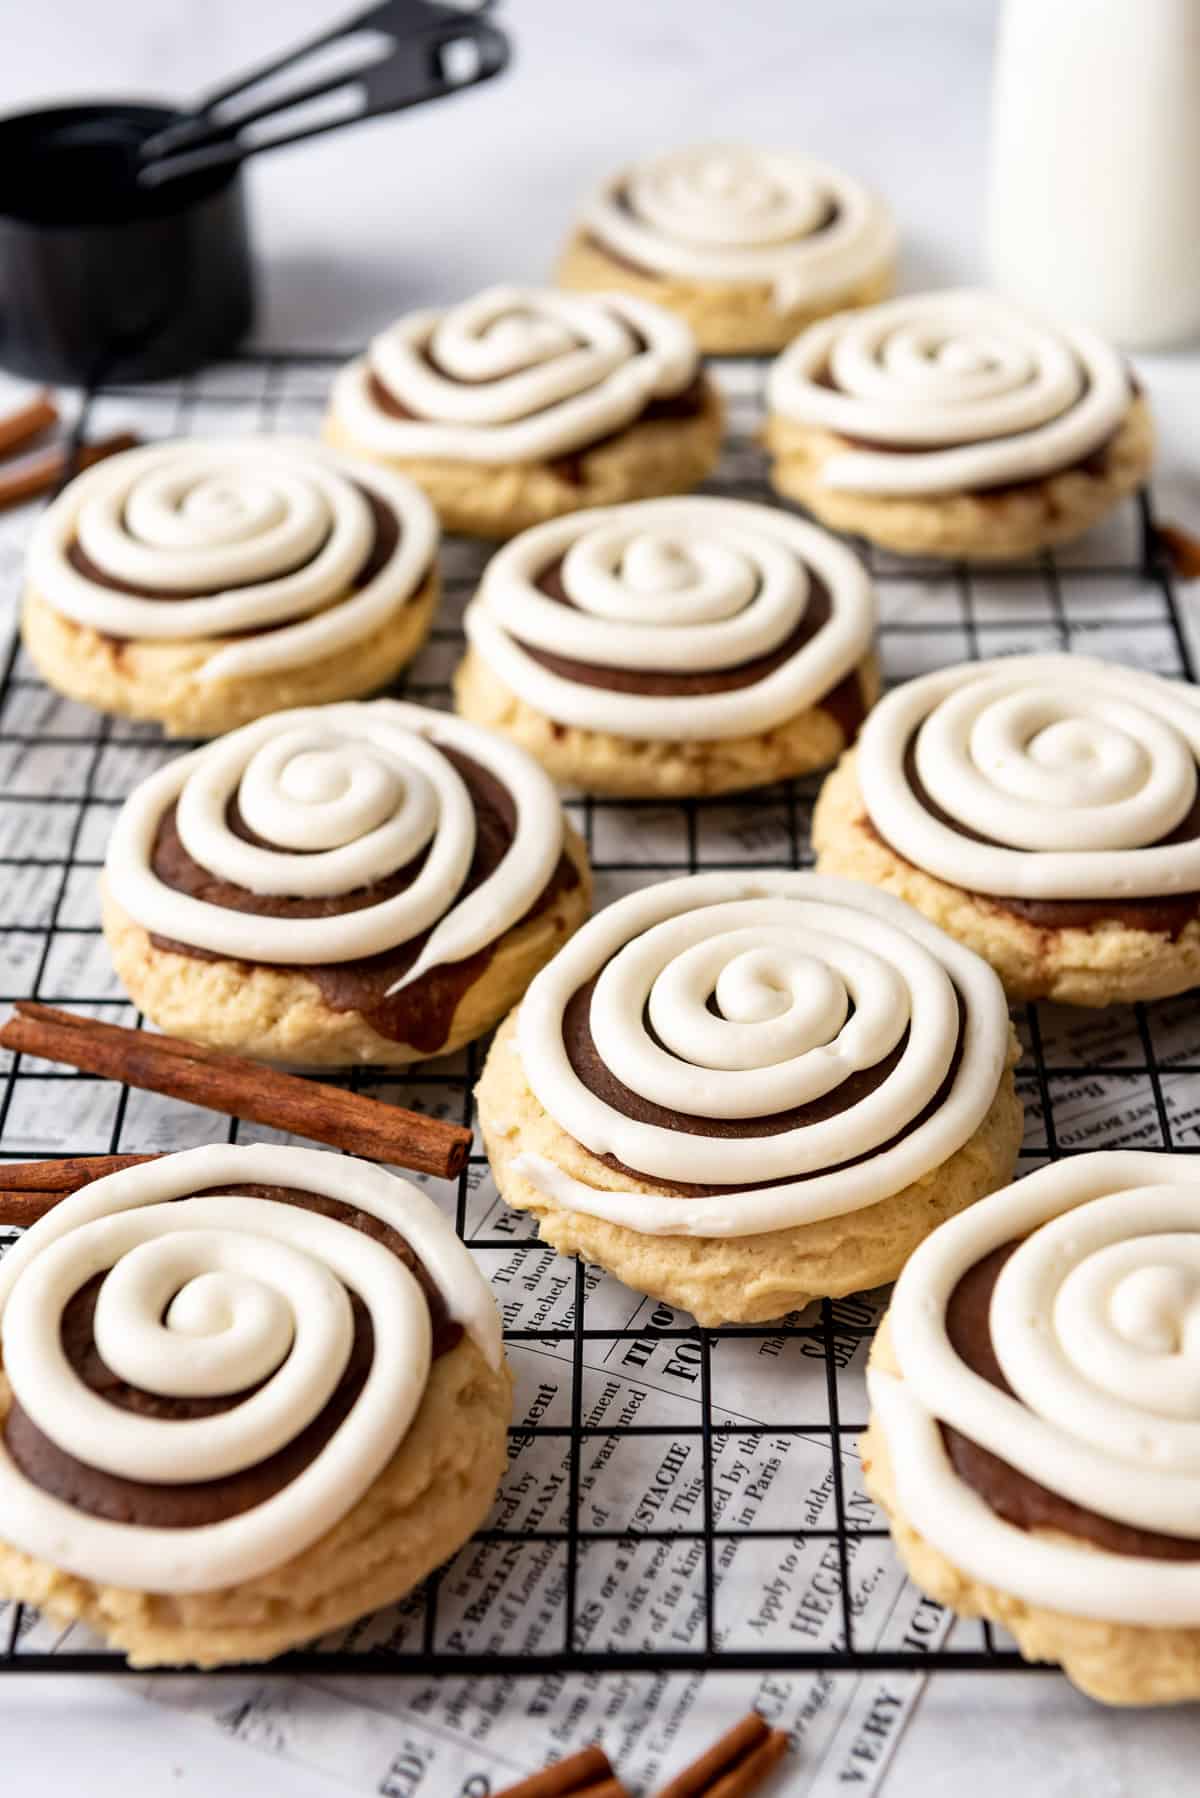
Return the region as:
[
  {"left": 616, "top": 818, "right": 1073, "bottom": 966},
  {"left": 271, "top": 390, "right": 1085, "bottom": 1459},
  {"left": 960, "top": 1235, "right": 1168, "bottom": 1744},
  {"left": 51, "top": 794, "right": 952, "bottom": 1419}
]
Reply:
[
  {"left": 0, "top": 1004, "right": 471, "bottom": 1182},
  {"left": 0, "top": 390, "right": 57, "bottom": 459},
  {"left": 494, "top": 1744, "right": 619, "bottom": 1798},
  {"left": 0, "top": 1152, "right": 157, "bottom": 1193},
  {"left": 704, "top": 1731, "right": 788, "bottom": 1798},
  {"left": 0, "top": 430, "right": 138, "bottom": 512},
  {"left": 0, "top": 1190, "right": 81, "bottom": 1228},
  {"left": 0, "top": 1153, "right": 159, "bottom": 1225}
]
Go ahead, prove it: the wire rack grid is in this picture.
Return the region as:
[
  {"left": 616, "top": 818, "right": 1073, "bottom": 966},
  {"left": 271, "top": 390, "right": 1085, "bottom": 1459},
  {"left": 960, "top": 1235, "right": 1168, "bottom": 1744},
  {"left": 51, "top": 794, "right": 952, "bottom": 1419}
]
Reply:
[{"left": 0, "top": 350, "right": 1197, "bottom": 1683}]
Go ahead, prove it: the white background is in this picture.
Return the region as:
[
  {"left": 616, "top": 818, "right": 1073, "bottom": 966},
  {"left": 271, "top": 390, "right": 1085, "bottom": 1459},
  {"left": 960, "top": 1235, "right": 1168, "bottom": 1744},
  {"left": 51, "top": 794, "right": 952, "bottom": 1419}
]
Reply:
[{"left": 2, "top": 2, "right": 1199, "bottom": 1792}]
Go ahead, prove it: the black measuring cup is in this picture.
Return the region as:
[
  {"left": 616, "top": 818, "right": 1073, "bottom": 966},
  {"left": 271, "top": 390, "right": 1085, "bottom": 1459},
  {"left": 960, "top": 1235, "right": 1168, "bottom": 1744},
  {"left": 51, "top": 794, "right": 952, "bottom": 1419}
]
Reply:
[{"left": 0, "top": 0, "right": 509, "bottom": 385}]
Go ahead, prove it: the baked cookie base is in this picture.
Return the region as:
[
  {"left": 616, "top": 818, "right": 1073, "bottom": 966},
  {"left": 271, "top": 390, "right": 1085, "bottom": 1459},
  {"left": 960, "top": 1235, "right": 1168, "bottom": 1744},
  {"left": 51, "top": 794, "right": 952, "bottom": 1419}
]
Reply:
[
  {"left": 812, "top": 749, "right": 1200, "bottom": 1006},
  {"left": 864, "top": 1318, "right": 1200, "bottom": 1705},
  {"left": 0, "top": 1336, "right": 512, "bottom": 1669},
  {"left": 453, "top": 647, "right": 881, "bottom": 798},
  {"left": 21, "top": 569, "right": 441, "bottom": 739},
  {"left": 476, "top": 1013, "right": 1023, "bottom": 1327},
  {"left": 557, "top": 232, "right": 895, "bottom": 355},
  {"left": 323, "top": 381, "right": 724, "bottom": 540},
  {"left": 764, "top": 394, "right": 1154, "bottom": 562},
  {"left": 101, "top": 826, "right": 592, "bottom": 1068}
]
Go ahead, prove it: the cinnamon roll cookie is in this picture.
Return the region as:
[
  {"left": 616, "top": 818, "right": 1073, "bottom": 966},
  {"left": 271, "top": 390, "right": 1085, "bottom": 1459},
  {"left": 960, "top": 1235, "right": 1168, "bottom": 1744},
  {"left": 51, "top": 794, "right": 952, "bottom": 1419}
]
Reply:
[
  {"left": 0, "top": 1143, "right": 510, "bottom": 1667},
  {"left": 455, "top": 497, "right": 878, "bottom": 798},
  {"left": 765, "top": 290, "right": 1152, "bottom": 560},
  {"left": 865, "top": 1152, "right": 1200, "bottom": 1705},
  {"left": 21, "top": 437, "right": 440, "bottom": 737},
  {"left": 477, "top": 873, "right": 1021, "bottom": 1326},
  {"left": 102, "top": 701, "right": 591, "bottom": 1066},
  {"left": 813, "top": 655, "right": 1200, "bottom": 1006},
  {"left": 558, "top": 143, "right": 896, "bottom": 354},
  {"left": 323, "top": 285, "right": 722, "bottom": 538}
]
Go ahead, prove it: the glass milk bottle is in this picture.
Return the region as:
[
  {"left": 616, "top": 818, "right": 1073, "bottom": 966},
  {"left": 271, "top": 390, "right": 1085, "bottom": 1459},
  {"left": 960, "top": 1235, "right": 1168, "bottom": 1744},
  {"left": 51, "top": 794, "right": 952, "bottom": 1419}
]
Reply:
[{"left": 987, "top": 0, "right": 1200, "bottom": 346}]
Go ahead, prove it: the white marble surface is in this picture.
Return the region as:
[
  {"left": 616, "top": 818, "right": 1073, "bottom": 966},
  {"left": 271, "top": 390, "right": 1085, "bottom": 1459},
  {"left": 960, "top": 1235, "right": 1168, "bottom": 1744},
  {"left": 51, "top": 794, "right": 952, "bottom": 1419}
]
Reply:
[{"left": 2, "top": 2, "right": 1200, "bottom": 1793}]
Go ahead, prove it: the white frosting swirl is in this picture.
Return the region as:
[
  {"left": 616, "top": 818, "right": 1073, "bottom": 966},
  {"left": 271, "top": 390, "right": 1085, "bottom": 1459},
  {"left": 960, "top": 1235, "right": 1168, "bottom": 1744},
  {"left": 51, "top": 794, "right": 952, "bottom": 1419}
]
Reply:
[
  {"left": 328, "top": 284, "right": 700, "bottom": 463},
  {"left": 104, "top": 699, "right": 566, "bottom": 983},
  {"left": 581, "top": 144, "right": 896, "bottom": 311},
  {"left": 513, "top": 872, "right": 1009, "bottom": 1237},
  {"left": 0, "top": 1144, "right": 501, "bottom": 1593},
  {"left": 28, "top": 437, "right": 438, "bottom": 681},
  {"left": 856, "top": 654, "right": 1200, "bottom": 900},
  {"left": 872, "top": 1152, "right": 1200, "bottom": 1625},
  {"left": 463, "top": 497, "right": 874, "bottom": 741},
  {"left": 767, "top": 289, "right": 1131, "bottom": 494}
]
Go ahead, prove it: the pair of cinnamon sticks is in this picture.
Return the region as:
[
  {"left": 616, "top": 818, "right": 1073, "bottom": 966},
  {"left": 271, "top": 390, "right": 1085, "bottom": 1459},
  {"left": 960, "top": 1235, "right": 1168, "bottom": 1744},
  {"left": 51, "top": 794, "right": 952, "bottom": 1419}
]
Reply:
[
  {"left": 0, "top": 1003, "right": 472, "bottom": 1202},
  {"left": 0, "top": 390, "right": 136, "bottom": 511},
  {"left": 494, "top": 1743, "right": 628, "bottom": 1798},
  {"left": 495, "top": 1713, "right": 788, "bottom": 1798},
  {"left": 0, "top": 1152, "right": 158, "bottom": 1227}
]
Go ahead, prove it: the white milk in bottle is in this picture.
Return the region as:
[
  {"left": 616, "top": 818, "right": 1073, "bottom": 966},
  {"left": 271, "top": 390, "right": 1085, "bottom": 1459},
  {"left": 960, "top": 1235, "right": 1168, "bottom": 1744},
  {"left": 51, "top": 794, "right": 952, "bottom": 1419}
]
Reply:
[{"left": 987, "top": 0, "right": 1200, "bottom": 346}]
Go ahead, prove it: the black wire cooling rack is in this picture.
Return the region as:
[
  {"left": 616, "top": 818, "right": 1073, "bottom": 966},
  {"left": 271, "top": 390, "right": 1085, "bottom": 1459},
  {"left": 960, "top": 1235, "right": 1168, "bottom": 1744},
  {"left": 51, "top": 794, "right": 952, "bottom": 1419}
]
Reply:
[{"left": 0, "top": 351, "right": 1197, "bottom": 1681}]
